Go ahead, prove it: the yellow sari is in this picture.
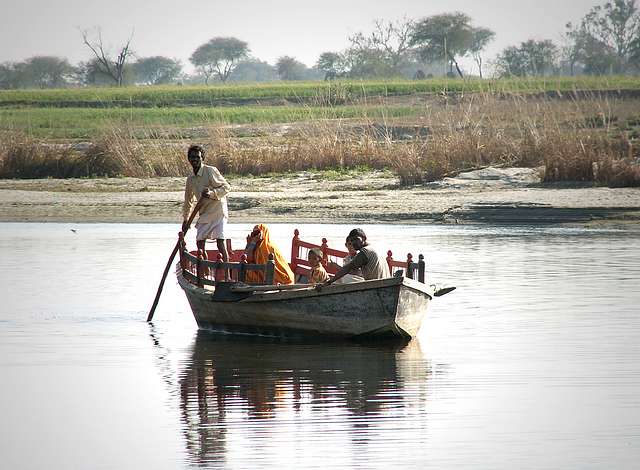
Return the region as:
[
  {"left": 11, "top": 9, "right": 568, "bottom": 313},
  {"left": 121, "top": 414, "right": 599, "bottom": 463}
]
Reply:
[{"left": 246, "top": 224, "right": 295, "bottom": 285}]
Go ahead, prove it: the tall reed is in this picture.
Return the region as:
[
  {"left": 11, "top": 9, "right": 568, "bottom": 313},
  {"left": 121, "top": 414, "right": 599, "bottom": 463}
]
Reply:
[{"left": 0, "top": 133, "right": 82, "bottom": 178}]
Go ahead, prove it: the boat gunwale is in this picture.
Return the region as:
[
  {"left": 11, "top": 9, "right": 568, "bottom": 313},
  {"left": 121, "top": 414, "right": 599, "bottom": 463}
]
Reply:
[
  {"left": 176, "top": 264, "right": 433, "bottom": 302},
  {"left": 176, "top": 265, "right": 434, "bottom": 303}
]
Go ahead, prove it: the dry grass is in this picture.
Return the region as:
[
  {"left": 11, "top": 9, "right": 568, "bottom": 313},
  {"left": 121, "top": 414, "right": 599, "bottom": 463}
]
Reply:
[
  {"left": 201, "top": 124, "right": 391, "bottom": 175},
  {"left": 0, "top": 133, "right": 83, "bottom": 178},
  {"left": 84, "top": 127, "right": 187, "bottom": 177},
  {"left": 0, "top": 129, "right": 187, "bottom": 178},
  {"left": 1, "top": 91, "right": 639, "bottom": 186},
  {"left": 539, "top": 131, "right": 639, "bottom": 186},
  {"left": 392, "top": 92, "right": 640, "bottom": 186}
]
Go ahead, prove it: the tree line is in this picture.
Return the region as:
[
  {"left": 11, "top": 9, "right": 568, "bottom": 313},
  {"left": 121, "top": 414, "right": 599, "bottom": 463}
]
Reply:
[
  {"left": 1, "top": 0, "right": 639, "bottom": 89},
  {"left": 497, "top": 0, "right": 640, "bottom": 76}
]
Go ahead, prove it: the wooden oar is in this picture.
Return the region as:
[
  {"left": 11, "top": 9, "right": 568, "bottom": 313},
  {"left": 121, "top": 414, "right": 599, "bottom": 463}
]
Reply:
[{"left": 147, "top": 197, "right": 204, "bottom": 322}]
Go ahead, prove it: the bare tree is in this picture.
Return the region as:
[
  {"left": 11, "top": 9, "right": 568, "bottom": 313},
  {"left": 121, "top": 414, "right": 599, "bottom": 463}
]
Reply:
[
  {"left": 81, "top": 28, "right": 134, "bottom": 86},
  {"left": 359, "top": 18, "right": 414, "bottom": 68},
  {"left": 469, "top": 27, "right": 495, "bottom": 78},
  {"left": 562, "top": 22, "right": 588, "bottom": 76},
  {"left": 348, "top": 18, "right": 415, "bottom": 75}
]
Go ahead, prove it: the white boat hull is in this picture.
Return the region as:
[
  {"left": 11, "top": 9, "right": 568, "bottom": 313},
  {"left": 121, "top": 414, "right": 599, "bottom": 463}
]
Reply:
[{"left": 177, "top": 270, "right": 433, "bottom": 339}]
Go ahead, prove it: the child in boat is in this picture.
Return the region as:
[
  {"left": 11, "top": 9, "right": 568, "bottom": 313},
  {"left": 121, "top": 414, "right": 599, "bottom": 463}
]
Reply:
[{"left": 308, "top": 248, "right": 330, "bottom": 284}]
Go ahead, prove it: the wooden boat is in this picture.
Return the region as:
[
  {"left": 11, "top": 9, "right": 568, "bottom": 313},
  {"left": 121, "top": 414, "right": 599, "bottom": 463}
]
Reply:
[{"left": 176, "top": 229, "right": 453, "bottom": 339}]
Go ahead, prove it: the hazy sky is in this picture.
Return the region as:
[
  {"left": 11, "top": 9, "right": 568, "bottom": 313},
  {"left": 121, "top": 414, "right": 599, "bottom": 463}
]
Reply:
[{"left": 0, "top": 0, "right": 603, "bottom": 72}]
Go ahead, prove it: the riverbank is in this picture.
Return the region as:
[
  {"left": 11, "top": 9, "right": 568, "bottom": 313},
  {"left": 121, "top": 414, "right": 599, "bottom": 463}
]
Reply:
[{"left": 1, "top": 167, "right": 639, "bottom": 227}]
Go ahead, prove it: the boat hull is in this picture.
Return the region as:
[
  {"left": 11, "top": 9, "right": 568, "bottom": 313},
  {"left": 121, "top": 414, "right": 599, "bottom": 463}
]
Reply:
[{"left": 177, "top": 270, "right": 433, "bottom": 339}]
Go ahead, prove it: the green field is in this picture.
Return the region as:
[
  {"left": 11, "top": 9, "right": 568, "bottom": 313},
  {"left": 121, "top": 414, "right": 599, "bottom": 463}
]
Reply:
[
  {"left": 2, "top": 76, "right": 640, "bottom": 140},
  {"left": 1, "top": 76, "right": 639, "bottom": 107},
  {"left": 0, "top": 105, "right": 423, "bottom": 139}
]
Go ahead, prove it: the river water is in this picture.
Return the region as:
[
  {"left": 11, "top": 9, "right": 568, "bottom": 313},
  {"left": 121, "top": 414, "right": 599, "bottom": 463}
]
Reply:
[{"left": 1, "top": 222, "right": 639, "bottom": 469}]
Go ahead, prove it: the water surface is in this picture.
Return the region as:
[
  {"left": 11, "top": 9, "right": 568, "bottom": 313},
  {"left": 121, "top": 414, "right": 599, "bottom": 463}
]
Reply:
[{"left": 1, "top": 223, "right": 639, "bottom": 469}]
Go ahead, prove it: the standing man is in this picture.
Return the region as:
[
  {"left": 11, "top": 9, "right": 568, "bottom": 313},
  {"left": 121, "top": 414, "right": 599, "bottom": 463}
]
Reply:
[{"left": 182, "top": 145, "right": 230, "bottom": 262}]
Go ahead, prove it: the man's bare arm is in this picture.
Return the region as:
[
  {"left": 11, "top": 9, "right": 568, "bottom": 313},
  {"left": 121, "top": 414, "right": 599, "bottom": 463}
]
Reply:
[{"left": 326, "top": 251, "right": 367, "bottom": 284}]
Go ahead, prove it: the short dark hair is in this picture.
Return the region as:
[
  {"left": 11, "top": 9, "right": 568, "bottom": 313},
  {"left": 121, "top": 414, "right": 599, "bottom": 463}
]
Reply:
[
  {"left": 347, "top": 228, "right": 367, "bottom": 241},
  {"left": 308, "top": 247, "right": 323, "bottom": 259},
  {"left": 187, "top": 145, "right": 205, "bottom": 158}
]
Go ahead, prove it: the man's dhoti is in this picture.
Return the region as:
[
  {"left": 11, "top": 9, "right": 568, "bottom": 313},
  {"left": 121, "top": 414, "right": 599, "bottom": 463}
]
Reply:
[{"left": 195, "top": 218, "right": 227, "bottom": 241}]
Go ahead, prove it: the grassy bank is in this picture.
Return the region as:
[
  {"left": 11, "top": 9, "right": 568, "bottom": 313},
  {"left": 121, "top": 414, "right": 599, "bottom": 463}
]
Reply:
[
  {"left": 2, "top": 94, "right": 639, "bottom": 186},
  {"left": 1, "top": 80, "right": 639, "bottom": 187}
]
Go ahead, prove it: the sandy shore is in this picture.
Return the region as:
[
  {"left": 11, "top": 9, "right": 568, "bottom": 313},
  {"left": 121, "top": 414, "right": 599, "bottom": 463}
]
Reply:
[{"left": 1, "top": 167, "right": 639, "bottom": 227}]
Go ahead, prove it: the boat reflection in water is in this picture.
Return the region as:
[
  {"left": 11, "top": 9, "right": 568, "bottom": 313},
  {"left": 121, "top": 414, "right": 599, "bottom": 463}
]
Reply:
[{"left": 173, "top": 331, "right": 435, "bottom": 467}]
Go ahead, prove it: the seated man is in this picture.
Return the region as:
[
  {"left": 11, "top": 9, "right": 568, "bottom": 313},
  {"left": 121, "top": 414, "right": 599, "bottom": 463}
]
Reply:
[
  {"left": 329, "top": 237, "right": 364, "bottom": 284},
  {"left": 245, "top": 224, "right": 295, "bottom": 285},
  {"left": 326, "top": 228, "right": 389, "bottom": 285}
]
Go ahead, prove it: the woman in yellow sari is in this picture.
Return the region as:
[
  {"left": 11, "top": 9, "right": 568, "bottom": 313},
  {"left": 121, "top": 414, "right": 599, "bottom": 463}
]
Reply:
[{"left": 245, "top": 224, "right": 295, "bottom": 285}]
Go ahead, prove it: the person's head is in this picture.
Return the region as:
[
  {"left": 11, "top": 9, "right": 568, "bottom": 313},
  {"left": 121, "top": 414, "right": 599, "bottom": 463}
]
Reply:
[
  {"left": 308, "top": 248, "right": 323, "bottom": 267},
  {"left": 250, "top": 224, "right": 269, "bottom": 243},
  {"left": 347, "top": 228, "right": 367, "bottom": 250},
  {"left": 345, "top": 237, "right": 357, "bottom": 256},
  {"left": 187, "top": 145, "right": 205, "bottom": 173}
]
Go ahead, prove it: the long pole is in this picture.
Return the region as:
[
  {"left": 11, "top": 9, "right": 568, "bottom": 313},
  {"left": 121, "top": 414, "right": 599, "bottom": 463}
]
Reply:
[{"left": 147, "top": 197, "right": 204, "bottom": 322}]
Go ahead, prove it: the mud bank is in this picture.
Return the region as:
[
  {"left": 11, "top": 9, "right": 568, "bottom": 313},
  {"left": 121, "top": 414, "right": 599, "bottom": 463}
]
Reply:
[{"left": 1, "top": 168, "right": 639, "bottom": 227}]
